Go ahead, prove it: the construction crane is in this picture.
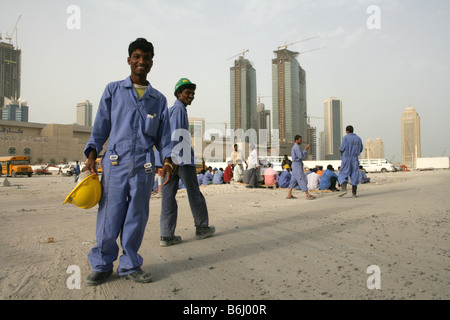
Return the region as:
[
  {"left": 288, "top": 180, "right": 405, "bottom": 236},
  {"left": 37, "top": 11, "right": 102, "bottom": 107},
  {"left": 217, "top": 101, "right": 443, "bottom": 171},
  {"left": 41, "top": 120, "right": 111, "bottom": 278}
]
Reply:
[
  {"left": 307, "top": 115, "right": 324, "bottom": 125},
  {"left": 258, "top": 95, "right": 271, "bottom": 105},
  {"left": 277, "top": 35, "right": 319, "bottom": 50},
  {"left": 227, "top": 49, "right": 249, "bottom": 61},
  {"left": 299, "top": 46, "right": 326, "bottom": 55},
  {"left": 5, "top": 15, "right": 21, "bottom": 47}
]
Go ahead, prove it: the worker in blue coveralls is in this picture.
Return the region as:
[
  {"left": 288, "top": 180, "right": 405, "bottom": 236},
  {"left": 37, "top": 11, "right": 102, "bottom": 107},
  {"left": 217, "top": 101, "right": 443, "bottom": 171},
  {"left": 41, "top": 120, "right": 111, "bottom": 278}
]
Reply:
[
  {"left": 286, "top": 135, "right": 316, "bottom": 200},
  {"left": 83, "top": 38, "right": 175, "bottom": 286},
  {"left": 159, "top": 78, "right": 215, "bottom": 247},
  {"left": 338, "top": 125, "right": 363, "bottom": 198}
]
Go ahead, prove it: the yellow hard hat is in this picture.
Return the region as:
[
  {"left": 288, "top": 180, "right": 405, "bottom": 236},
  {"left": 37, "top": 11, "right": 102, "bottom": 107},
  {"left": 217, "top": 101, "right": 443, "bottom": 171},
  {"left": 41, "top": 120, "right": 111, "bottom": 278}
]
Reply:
[{"left": 63, "top": 173, "right": 102, "bottom": 209}]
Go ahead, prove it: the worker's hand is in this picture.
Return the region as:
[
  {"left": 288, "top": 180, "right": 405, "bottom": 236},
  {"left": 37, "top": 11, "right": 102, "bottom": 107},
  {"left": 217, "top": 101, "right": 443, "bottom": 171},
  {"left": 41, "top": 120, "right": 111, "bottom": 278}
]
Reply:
[
  {"left": 305, "top": 144, "right": 310, "bottom": 150},
  {"left": 85, "top": 149, "right": 98, "bottom": 174},
  {"left": 161, "top": 158, "right": 177, "bottom": 186}
]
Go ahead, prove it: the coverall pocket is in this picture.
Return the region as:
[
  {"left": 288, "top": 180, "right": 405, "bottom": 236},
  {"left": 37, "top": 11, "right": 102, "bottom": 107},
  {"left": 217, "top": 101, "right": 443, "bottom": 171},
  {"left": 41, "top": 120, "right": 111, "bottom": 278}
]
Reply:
[{"left": 144, "top": 116, "right": 159, "bottom": 138}]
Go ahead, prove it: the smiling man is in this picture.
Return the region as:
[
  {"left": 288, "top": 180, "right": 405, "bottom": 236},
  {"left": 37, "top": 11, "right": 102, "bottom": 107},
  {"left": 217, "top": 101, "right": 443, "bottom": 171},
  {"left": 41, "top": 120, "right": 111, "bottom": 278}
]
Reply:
[
  {"left": 159, "top": 78, "right": 215, "bottom": 247},
  {"left": 83, "top": 38, "right": 174, "bottom": 286}
]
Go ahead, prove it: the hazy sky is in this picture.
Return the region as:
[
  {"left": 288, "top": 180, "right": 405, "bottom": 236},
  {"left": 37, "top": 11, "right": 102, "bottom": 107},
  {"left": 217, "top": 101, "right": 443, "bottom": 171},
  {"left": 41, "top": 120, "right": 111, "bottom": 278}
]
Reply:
[{"left": 1, "top": 0, "right": 449, "bottom": 162}]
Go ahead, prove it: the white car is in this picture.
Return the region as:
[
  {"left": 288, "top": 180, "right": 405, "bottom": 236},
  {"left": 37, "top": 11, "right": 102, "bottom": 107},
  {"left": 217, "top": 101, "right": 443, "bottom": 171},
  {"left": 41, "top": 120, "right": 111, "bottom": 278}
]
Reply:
[
  {"left": 359, "top": 159, "right": 396, "bottom": 173},
  {"left": 59, "top": 164, "right": 74, "bottom": 176}
]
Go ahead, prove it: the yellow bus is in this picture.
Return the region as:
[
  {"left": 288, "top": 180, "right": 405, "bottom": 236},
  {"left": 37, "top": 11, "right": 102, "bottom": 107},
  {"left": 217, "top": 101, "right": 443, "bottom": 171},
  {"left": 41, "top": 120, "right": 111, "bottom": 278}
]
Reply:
[{"left": 0, "top": 156, "right": 33, "bottom": 177}]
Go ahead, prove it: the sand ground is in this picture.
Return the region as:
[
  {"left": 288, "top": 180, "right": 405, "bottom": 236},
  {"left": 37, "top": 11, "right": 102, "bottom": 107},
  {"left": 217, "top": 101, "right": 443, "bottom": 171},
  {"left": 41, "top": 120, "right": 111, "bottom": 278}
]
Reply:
[{"left": 1, "top": 170, "right": 449, "bottom": 300}]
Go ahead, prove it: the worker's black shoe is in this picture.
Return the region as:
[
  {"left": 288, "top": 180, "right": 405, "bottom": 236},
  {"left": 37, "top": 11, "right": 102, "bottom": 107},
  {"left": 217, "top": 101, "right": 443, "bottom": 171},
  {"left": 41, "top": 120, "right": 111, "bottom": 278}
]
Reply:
[
  {"left": 86, "top": 270, "right": 113, "bottom": 286},
  {"left": 339, "top": 182, "right": 347, "bottom": 197},
  {"left": 160, "top": 235, "right": 182, "bottom": 247},
  {"left": 196, "top": 226, "right": 216, "bottom": 240},
  {"left": 121, "top": 270, "right": 152, "bottom": 283}
]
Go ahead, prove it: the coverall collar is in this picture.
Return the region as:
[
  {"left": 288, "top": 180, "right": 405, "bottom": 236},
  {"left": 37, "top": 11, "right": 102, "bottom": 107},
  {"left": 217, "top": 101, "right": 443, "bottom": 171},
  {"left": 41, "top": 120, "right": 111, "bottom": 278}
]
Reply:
[
  {"left": 124, "top": 76, "right": 157, "bottom": 100},
  {"left": 172, "top": 99, "right": 187, "bottom": 109}
]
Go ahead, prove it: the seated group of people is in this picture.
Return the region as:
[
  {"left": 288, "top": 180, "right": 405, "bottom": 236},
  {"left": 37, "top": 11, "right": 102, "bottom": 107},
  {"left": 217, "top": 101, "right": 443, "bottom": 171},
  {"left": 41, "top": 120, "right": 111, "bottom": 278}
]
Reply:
[
  {"left": 173, "top": 163, "right": 371, "bottom": 191},
  {"left": 261, "top": 163, "right": 371, "bottom": 191},
  {"left": 304, "top": 164, "right": 371, "bottom": 191}
]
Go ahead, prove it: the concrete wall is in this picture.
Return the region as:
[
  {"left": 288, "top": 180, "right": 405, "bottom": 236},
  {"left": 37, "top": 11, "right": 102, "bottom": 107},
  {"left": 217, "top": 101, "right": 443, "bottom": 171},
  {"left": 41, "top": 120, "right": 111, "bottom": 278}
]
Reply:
[{"left": 416, "top": 157, "right": 450, "bottom": 169}]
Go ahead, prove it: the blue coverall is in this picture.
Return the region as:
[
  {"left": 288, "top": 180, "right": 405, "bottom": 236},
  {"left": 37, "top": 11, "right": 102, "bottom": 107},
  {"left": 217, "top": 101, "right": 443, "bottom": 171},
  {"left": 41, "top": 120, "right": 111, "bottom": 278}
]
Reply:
[
  {"left": 278, "top": 170, "right": 291, "bottom": 188},
  {"left": 319, "top": 169, "right": 339, "bottom": 190},
  {"left": 338, "top": 133, "right": 363, "bottom": 186},
  {"left": 84, "top": 77, "right": 172, "bottom": 276},
  {"left": 288, "top": 143, "right": 308, "bottom": 192}
]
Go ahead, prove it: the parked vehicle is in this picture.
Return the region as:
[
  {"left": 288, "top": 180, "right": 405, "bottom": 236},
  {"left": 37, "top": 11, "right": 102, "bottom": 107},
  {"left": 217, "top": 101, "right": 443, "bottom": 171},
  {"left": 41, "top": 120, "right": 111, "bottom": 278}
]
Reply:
[
  {"left": 0, "top": 156, "right": 33, "bottom": 177},
  {"left": 60, "top": 164, "right": 74, "bottom": 176},
  {"left": 359, "top": 159, "right": 396, "bottom": 173}
]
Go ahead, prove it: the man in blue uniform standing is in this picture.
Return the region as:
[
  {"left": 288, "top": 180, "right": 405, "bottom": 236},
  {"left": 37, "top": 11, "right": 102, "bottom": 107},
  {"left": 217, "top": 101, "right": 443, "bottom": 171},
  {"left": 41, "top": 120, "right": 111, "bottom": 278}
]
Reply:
[
  {"left": 83, "top": 38, "right": 174, "bottom": 286},
  {"left": 286, "top": 135, "right": 315, "bottom": 200},
  {"left": 338, "top": 125, "right": 363, "bottom": 198},
  {"left": 160, "top": 78, "right": 215, "bottom": 247}
]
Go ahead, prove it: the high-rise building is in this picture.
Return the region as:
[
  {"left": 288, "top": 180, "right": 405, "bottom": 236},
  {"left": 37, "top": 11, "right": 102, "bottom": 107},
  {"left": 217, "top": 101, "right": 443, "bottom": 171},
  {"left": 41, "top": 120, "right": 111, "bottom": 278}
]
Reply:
[
  {"left": 307, "top": 122, "right": 317, "bottom": 160},
  {"left": 401, "top": 106, "right": 421, "bottom": 168},
  {"left": 230, "top": 56, "right": 258, "bottom": 134},
  {"left": 257, "top": 101, "right": 271, "bottom": 147},
  {"left": 1, "top": 42, "right": 22, "bottom": 109},
  {"left": 1, "top": 98, "right": 28, "bottom": 122},
  {"left": 364, "top": 138, "right": 385, "bottom": 159},
  {"left": 76, "top": 100, "right": 93, "bottom": 127},
  {"left": 318, "top": 131, "right": 326, "bottom": 160},
  {"left": 323, "top": 97, "right": 343, "bottom": 160},
  {"left": 272, "top": 48, "right": 308, "bottom": 144}
]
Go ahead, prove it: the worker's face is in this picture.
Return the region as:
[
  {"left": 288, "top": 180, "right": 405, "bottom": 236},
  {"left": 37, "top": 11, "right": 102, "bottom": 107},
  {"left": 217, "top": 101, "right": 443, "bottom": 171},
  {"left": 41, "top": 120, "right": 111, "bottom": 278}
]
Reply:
[
  {"left": 296, "top": 137, "right": 303, "bottom": 145},
  {"left": 178, "top": 88, "right": 195, "bottom": 106},
  {"left": 128, "top": 49, "right": 153, "bottom": 77}
]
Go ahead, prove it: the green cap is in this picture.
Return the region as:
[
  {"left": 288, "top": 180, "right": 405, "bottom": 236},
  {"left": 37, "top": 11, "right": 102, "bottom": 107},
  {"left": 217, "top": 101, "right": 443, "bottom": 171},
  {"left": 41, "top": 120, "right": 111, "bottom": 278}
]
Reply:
[{"left": 174, "top": 78, "right": 196, "bottom": 97}]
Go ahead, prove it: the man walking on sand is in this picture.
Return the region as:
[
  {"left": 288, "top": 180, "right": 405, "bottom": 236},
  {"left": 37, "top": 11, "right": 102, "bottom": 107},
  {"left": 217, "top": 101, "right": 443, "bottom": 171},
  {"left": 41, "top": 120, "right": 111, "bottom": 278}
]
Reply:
[
  {"left": 83, "top": 38, "right": 174, "bottom": 286},
  {"left": 159, "top": 78, "right": 215, "bottom": 247},
  {"left": 338, "top": 125, "right": 363, "bottom": 198},
  {"left": 287, "top": 135, "right": 315, "bottom": 200}
]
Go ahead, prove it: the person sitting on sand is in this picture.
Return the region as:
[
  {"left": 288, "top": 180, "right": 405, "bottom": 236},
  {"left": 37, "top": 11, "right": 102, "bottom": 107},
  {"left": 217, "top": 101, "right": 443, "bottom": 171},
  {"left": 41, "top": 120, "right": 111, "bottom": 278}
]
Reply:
[
  {"left": 202, "top": 166, "right": 213, "bottom": 185},
  {"left": 233, "top": 160, "right": 244, "bottom": 183},
  {"left": 212, "top": 168, "right": 224, "bottom": 184},
  {"left": 278, "top": 165, "right": 291, "bottom": 188},
  {"left": 307, "top": 168, "right": 320, "bottom": 191},
  {"left": 319, "top": 165, "right": 340, "bottom": 191},
  {"left": 359, "top": 166, "right": 371, "bottom": 184},
  {"left": 263, "top": 164, "right": 278, "bottom": 187}
]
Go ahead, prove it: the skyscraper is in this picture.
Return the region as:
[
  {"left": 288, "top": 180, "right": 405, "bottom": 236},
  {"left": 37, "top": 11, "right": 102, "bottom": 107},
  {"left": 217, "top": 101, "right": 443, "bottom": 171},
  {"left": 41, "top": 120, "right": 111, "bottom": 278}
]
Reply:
[
  {"left": 323, "top": 97, "right": 343, "bottom": 160},
  {"left": 272, "top": 48, "right": 308, "bottom": 144},
  {"left": 365, "top": 138, "right": 385, "bottom": 159},
  {"left": 401, "top": 106, "right": 421, "bottom": 168},
  {"left": 0, "top": 42, "right": 22, "bottom": 109},
  {"left": 1, "top": 98, "right": 28, "bottom": 122},
  {"left": 230, "top": 56, "right": 258, "bottom": 134},
  {"left": 76, "top": 100, "right": 93, "bottom": 127},
  {"left": 257, "top": 101, "right": 271, "bottom": 147}
]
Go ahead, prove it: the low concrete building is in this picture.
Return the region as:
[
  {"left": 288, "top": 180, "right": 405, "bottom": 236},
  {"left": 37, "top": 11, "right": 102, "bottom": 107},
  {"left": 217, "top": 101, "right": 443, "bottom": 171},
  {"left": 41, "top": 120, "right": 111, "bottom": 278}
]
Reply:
[{"left": 0, "top": 119, "right": 92, "bottom": 164}]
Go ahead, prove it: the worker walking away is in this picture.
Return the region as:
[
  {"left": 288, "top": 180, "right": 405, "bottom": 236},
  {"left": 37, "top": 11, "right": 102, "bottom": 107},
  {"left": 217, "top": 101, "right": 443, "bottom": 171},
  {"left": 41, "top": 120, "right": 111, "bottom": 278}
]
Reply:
[
  {"left": 286, "top": 135, "right": 315, "bottom": 200},
  {"left": 73, "top": 161, "right": 81, "bottom": 183},
  {"left": 83, "top": 38, "right": 174, "bottom": 286},
  {"left": 160, "top": 78, "right": 215, "bottom": 247},
  {"left": 338, "top": 125, "right": 363, "bottom": 198}
]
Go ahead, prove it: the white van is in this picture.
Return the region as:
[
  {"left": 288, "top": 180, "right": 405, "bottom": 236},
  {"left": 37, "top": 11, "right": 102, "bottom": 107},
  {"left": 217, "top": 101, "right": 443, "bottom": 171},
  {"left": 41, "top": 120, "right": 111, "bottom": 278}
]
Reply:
[{"left": 359, "top": 159, "right": 396, "bottom": 173}]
